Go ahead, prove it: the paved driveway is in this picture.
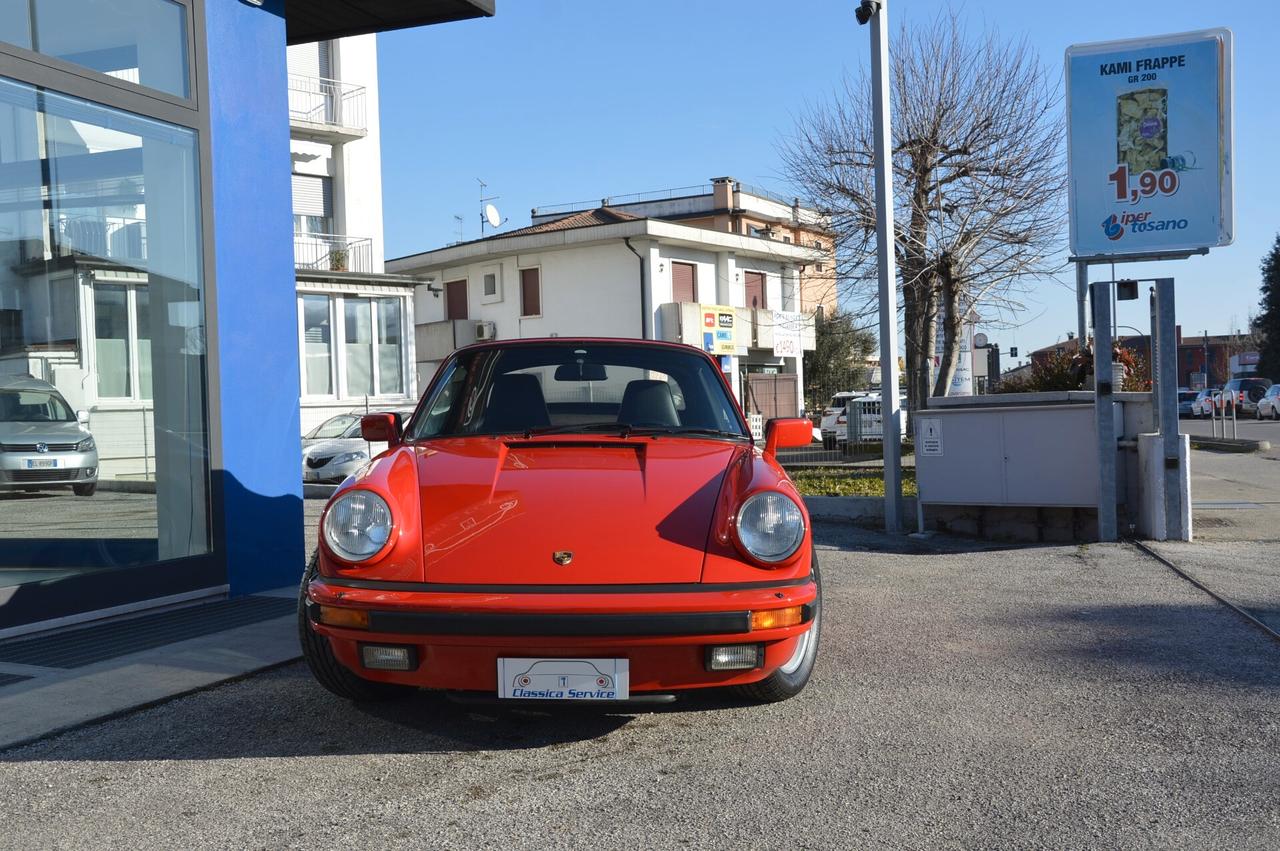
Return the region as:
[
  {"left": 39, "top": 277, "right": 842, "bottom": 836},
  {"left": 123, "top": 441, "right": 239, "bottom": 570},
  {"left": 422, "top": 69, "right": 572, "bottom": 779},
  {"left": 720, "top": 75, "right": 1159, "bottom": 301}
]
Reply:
[{"left": 1, "top": 524, "right": 1276, "bottom": 849}]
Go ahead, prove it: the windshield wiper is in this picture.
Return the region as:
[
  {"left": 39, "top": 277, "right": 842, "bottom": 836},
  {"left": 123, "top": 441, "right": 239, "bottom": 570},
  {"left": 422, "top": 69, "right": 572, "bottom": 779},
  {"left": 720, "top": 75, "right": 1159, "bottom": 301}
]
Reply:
[
  {"left": 623, "top": 426, "right": 752, "bottom": 441},
  {"left": 520, "top": 422, "right": 637, "bottom": 438}
]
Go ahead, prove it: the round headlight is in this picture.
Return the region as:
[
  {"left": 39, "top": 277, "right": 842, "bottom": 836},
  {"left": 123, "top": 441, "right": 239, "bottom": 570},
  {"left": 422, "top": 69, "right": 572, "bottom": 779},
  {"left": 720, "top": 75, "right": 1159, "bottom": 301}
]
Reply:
[
  {"left": 735, "top": 492, "right": 805, "bottom": 564},
  {"left": 323, "top": 490, "right": 393, "bottom": 562}
]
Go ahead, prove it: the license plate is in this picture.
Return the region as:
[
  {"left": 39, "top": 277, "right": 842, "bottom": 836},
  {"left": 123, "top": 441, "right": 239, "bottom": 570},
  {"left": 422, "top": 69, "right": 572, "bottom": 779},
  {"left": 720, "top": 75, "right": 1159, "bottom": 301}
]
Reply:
[
  {"left": 304, "top": 471, "right": 319, "bottom": 481},
  {"left": 25, "top": 459, "right": 57, "bottom": 469},
  {"left": 497, "top": 657, "right": 629, "bottom": 701}
]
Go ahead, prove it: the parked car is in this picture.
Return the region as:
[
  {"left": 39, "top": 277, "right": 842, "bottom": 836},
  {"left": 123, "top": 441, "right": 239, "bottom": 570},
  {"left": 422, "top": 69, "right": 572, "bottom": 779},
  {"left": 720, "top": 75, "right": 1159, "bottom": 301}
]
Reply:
[
  {"left": 1191, "top": 388, "right": 1217, "bottom": 418},
  {"left": 299, "top": 338, "right": 820, "bottom": 706},
  {"left": 819, "top": 391, "right": 866, "bottom": 448},
  {"left": 1177, "top": 389, "right": 1198, "bottom": 418},
  {"left": 302, "top": 409, "right": 414, "bottom": 483},
  {"left": 1218, "top": 378, "right": 1273, "bottom": 416},
  {"left": 1256, "top": 384, "right": 1280, "bottom": 421},
  {"left": 0, "top": 376, "right": 98, "bottom": 496}
]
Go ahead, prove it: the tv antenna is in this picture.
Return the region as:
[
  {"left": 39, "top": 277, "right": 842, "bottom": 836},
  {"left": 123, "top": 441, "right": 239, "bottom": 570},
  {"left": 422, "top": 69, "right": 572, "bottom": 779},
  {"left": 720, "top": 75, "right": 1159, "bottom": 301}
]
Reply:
[
  {"left": 452, "top": 214, "right": 464, "bottom": 244},
  {"left": 478, "top": 178, "right": 507, "bottom": 236}
]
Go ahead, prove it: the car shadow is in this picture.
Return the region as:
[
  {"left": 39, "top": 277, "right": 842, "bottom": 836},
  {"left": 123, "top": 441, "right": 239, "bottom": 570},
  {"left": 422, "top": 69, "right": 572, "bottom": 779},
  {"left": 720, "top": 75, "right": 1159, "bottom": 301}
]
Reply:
[{"left": 0, "top": 663, "right": 764, "bottom": 763}]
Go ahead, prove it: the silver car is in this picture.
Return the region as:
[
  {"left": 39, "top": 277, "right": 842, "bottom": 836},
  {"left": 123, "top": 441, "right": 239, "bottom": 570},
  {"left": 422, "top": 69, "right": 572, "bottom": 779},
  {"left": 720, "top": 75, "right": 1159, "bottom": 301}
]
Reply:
[
  {"left": 0, "top": 376, "right": 99, "bottom": 496},
  {"left": 302, "top": 410, "right": 414, "bottom": 484}
]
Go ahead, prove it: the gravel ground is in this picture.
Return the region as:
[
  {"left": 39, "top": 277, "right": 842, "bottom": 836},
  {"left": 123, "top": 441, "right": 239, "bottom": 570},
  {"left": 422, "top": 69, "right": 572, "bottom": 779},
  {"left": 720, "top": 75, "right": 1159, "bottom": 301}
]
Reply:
[{"left": 1, "top": 524, "right": 1278, "bottom": 850}]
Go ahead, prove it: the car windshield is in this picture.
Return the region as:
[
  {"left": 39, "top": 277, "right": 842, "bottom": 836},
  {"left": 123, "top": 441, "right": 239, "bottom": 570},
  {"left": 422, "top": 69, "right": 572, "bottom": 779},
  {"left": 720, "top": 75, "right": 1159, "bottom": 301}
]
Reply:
[
  {"left": 307, "top": 415, "right": 359, "bottom": 440},
  {"left": 827, "top": 396, "right": 848, "bottom": 410},
  {"left": 407, "top": 342, "right": 749, "bottom": 440},
  {"left": 0, "top": 389, "right": 75, "bottom": 423}
]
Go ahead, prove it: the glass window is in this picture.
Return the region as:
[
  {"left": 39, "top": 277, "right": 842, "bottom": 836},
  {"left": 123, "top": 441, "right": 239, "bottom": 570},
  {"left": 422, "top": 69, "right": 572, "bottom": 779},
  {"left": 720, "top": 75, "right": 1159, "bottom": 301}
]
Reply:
[
  {"left": 94, "top": 285, "right": 132, "bottom": 398},
  {"left": 3, "top": 0, "right": 191, "bottom": 99},
  {"left": 302, "top": 294, "right": 333, "bottom": 395},
  {"left": 344, "top": 298, "right": 373, "bottom": 397},
  {"left": 0, "top": 73, "right": 210, "bottom": 587},
  {"left": 376, "top": 298, "right": 403, "bottom": 395}
]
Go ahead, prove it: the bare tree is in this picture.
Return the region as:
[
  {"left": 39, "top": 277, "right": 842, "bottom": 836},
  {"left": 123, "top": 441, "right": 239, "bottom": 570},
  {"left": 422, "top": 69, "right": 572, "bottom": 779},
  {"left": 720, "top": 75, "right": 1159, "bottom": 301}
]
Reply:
[{"left": 779, "top": 13, "right": 1066, "bottom": 408}]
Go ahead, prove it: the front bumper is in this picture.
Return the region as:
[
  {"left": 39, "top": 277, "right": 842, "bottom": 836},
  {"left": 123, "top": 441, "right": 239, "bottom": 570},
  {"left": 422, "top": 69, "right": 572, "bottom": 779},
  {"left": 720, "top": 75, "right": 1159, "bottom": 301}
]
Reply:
[
  {"left": 302, "top": 459, "right": 364, "bottom": 483},
  {"left": 0, "top": 449, "right": 98, "bottom": 488},
  {"left": 305, "top": 576, "right": 818, "bottom": 692}
]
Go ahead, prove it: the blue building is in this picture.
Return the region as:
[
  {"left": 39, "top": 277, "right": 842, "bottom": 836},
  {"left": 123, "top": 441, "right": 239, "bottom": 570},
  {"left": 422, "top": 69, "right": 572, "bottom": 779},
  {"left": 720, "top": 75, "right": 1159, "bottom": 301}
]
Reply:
[{"left": 0, "top": 0, "right": 492, "bottom": 635}]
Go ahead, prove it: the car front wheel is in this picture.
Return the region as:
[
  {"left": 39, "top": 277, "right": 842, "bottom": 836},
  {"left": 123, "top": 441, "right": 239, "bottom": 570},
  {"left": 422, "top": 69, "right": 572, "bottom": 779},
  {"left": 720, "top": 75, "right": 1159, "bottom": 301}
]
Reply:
[
  {"left": 734, "top": 556, "right": 821, "bottom": 704},
  {"left": 73, "top": 483, "right": 96, "bottom": 497},
  {"left": 298, "top": 554, "right": 416, "bottom": 702}
]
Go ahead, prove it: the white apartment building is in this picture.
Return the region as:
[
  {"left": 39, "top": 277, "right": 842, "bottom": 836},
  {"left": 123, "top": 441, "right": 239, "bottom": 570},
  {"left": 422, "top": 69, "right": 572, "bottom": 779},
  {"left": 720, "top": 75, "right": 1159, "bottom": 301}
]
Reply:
[
  {"left": 287, "top": 37, "right": 418, "bottom": 433},
  {"left": 388, "top": 184, "right": 826, "bottom": 423}
]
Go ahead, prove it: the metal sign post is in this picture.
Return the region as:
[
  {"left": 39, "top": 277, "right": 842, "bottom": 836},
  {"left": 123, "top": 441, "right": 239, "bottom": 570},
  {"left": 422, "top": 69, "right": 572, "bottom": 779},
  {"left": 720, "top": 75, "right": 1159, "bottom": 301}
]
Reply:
[
  {"left": 1090, "top": 280, "right": 1118, "bottom": 542},
  {"left": 1151, "top": 278, "right": 1184, "bottom": 539},
  {"left": 859, "top": 0, "right": 902, "bottom": 534}
]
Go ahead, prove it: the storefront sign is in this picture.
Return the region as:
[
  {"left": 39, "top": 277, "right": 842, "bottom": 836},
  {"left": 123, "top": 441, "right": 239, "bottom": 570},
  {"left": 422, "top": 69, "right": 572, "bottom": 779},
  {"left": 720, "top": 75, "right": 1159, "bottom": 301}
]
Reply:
[
  {"left": 1066, "top": 28, "right": 1233, "bottom": 256},
  {"left": 771, "top": 310, "right": 804, "bottom": 358},
  {"left": 699, "top": 304, "right": 737, "bottom": 355}
]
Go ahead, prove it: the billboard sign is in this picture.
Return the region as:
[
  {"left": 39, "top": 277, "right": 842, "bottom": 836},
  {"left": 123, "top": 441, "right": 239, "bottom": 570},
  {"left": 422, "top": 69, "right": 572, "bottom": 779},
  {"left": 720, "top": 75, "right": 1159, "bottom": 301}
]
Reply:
[
  {"left": 1066, "top": 28, "right": 1233, "bottom": 256},
  {"left": 699, "top": 304, "right": 737, "bottom": 355}
]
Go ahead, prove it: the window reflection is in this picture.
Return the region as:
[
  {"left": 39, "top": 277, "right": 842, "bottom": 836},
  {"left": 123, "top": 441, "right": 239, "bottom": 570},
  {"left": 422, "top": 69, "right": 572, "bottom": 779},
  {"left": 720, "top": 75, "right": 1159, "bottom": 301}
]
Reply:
[
  {"left": 2, "top": 0, "right": 191, "bottom": 99},
  {"left": 0, "top": 75, "right": 209, "bottom": 580}
]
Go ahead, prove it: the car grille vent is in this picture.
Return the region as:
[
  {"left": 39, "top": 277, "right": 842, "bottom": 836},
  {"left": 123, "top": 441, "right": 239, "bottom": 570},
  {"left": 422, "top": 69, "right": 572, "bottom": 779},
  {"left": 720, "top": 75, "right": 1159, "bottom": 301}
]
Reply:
[
  {"left": 2, "top": 468, "right": 83, "bottom": 483},
  {"left": 306, "top": 455, "right": 334, "bottom": 469},
  {"left": 0, "top": 443, "right": 78, "bottom": 452},
  {"left": 0, "top": 595, "right": 295, "bottom": 669}
]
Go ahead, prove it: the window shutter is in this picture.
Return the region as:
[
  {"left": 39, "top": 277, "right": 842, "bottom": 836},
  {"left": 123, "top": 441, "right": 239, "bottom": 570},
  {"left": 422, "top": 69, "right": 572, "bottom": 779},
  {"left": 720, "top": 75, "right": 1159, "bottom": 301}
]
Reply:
[
  {"left": 520, "top": 268, "right": 540, "bottom": 316},
  {"left": 744, "top": 271, "right": 767, "bottom": 309},
  {"left": 287, "top": 40, "right": 331, "bottom": 79},
  {"left": 291, "top": 174, "right": 332, "bottom": 217},
  {"left": 671, "top": 262, "right": 696, "bottom": 303}
]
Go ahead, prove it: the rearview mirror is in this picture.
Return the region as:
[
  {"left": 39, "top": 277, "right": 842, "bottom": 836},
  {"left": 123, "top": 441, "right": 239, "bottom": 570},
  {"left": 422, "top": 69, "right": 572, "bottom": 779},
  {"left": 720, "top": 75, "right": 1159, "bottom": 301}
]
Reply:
[
  {"left": 554, "top": 362, "right": 607, "bottom": 381},
  {"left": 763, "top": 417, "right": 812, "bottom": 458},
  {"left": 76, "top": 410, "right": 89, "bottom": 426},
  {"left": 361, "top": 413, "right": 401, "bottom": 447}
]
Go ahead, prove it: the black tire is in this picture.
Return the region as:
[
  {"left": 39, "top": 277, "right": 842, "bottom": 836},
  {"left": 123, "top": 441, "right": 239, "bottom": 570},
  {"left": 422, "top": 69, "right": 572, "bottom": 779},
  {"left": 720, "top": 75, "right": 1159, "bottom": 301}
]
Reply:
[
  {"left": 73, "top": 483, "right": 96, "bottom": 497},
  {"left": 735, "top": 556, "right": 822, "bottom": 704},
  {"left": 298, "top": 554, "right": 416, "bottom": 702}
]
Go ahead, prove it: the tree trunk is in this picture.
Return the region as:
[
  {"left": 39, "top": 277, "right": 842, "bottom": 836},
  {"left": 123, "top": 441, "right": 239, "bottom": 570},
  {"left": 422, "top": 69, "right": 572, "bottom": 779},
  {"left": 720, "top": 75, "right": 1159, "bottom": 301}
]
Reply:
[{"left": 932, "top": 254, "right": 962, "bottom": 397}]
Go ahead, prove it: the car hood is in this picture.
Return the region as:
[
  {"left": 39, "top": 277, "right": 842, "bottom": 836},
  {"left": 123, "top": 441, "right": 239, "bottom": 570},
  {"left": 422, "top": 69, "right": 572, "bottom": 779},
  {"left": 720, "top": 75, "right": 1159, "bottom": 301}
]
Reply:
[
  {"left": 304, "top": 438, "right": 367, "bottom": 459},
  {"left": 0, "top": 421, "right": 88, "bottom": 445},
  {"left": 411, "top": 437, "right": 742, "bottom": 585}
]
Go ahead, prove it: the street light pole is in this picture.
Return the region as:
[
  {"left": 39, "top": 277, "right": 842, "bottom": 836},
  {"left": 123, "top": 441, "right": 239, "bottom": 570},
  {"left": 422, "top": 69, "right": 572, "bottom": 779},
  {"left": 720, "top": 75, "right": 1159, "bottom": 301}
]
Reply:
[{"left": 858, "top": 0, "right": 902, "bottom": 534}]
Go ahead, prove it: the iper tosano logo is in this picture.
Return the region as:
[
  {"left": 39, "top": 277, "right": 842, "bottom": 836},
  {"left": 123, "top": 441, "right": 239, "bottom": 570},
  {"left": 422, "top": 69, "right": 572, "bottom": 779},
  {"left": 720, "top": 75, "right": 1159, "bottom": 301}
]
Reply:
[{"left": 1101, "top": 210, "right": 1189, "bottom": 241}]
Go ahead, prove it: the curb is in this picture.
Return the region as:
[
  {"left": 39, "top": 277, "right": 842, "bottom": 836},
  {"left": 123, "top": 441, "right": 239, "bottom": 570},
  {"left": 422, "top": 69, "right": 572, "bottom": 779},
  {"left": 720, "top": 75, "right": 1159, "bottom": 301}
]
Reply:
[{"left": 1190, "top": 437, "right": 1270, "bottom": 453}]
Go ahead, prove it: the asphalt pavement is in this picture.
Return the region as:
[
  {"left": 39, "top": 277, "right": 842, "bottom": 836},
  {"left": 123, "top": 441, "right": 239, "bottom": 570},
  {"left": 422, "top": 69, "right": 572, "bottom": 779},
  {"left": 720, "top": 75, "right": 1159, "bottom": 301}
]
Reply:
[{"left": 1, "top": 522, "right": 1277, "bottom": 850}]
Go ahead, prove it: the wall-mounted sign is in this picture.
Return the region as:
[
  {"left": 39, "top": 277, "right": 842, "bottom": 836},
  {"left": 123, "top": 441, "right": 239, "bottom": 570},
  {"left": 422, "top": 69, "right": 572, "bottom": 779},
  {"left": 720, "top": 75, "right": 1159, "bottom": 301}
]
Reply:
[
  {"left": 771, "top": 310, "right": 804, "bottom": 358},
  {"left": 1066, "top": 28, "right": 1233, "bottom": 256},
  {"left": 700, "top": 304, "right": 737, "bottom": 355}
]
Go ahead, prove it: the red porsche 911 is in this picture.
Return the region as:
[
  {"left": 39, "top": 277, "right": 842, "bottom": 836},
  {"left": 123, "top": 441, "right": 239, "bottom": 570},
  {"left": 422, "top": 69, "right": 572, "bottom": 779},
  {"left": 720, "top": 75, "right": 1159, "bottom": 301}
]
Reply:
[{"left": 299, "top": 338, "right": 820, "bottom": 705}]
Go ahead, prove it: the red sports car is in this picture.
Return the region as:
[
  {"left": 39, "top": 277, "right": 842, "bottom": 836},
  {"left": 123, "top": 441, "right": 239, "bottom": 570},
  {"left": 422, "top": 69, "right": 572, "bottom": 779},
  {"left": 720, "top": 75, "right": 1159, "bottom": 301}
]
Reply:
[{"left": 299, "top": 338, "right": 820, "bottom": 705}]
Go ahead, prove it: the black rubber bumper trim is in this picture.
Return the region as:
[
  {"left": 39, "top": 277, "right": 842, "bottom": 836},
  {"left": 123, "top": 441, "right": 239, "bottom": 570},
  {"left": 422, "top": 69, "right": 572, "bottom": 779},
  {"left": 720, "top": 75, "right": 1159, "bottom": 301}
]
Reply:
[
  {"left": 315, "top": 576, "right": 812, "bottom": 594},
  {"left": 364, "top": 609, "right": 753, "bottom": 637}
]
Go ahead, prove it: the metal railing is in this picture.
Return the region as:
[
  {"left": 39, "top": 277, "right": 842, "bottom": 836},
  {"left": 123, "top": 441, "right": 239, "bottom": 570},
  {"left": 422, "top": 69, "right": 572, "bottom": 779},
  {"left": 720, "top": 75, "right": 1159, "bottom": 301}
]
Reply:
[
  {"left": 287, "top": 74, "right": 367, "bottom": 134},
  {"left": 1210, "top": 390, "right": 1239, "bottom": 439},
  {"left": 54, "top": 215, "right": 147, "bottom": 262},
  {"left": 533, "top": 184, "right": 714, "bottom": 218},
  {"left": 294, "top": 233, "right": 373, "bottom": 273}
]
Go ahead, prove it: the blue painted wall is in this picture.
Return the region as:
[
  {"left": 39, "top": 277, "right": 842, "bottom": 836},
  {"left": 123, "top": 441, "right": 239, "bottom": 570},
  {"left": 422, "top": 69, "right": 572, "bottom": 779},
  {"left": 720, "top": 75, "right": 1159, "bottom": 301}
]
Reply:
[{"left": 203, "top": 0, "right": 304, "bottom": 593}]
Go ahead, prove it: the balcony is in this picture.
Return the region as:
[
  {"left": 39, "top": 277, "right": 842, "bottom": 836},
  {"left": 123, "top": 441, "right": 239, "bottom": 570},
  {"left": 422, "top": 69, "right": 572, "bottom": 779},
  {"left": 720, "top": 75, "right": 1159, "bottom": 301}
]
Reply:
[
  {"left": 416, "top": 319, "right": 481, "bottom": 363},
  {"left": 657, "top": 303, "right": 816, "bottom": 353},
  {"left": 287, "top": 74, "right": 367, "bottom": 142},
  {"left": 294, "top": 233, "right": 373, "bottom": 274}
]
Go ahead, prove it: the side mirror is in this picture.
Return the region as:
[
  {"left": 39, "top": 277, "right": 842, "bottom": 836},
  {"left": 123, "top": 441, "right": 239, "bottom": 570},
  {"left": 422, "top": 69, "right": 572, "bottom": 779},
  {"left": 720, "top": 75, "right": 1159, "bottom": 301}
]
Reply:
[
  {"left": 76, "top": 410, "right": 89, "bottom": 426},
  {"left": 361, "top": 413, "right": 401, "bottom": 448},
  {"left": 763, "top": 417, "right": 812, "bottom": 457}
]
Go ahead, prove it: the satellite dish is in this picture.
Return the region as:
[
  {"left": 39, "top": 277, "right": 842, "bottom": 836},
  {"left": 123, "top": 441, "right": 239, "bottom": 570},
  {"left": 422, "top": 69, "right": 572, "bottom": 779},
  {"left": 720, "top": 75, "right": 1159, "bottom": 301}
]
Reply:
[
  {"left": 485, "top": 203, "right": 502, "bottom": 229},
  {"left": 973, "top": 332, "right": 989, "bottom": 348}
]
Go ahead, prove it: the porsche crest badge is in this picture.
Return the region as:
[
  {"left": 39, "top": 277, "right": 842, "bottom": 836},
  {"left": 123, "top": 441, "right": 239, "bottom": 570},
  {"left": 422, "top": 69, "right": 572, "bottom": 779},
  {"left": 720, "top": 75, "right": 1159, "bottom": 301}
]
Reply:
[{"left": 552, "top": 551, "right": 574, "bottom": 565}]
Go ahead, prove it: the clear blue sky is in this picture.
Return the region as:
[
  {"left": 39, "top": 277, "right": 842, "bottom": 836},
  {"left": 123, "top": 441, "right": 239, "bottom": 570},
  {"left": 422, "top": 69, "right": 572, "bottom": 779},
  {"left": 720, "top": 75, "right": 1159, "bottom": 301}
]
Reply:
[{"left": 378, "top": 0, "right": 1279, "bottom": 364}]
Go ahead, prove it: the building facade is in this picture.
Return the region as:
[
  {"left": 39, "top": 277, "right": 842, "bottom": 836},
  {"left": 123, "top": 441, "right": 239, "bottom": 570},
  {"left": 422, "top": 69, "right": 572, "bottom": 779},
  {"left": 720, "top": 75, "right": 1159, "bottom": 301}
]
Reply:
[
  {"left": 388, "top": 200, "right": 822, "bottom": 423},
  {"left": 0, "top": 0, "right": 492, "bottom": 636},
  {"left": 286, "top": 36, "right": 418, "bottom": 434}
]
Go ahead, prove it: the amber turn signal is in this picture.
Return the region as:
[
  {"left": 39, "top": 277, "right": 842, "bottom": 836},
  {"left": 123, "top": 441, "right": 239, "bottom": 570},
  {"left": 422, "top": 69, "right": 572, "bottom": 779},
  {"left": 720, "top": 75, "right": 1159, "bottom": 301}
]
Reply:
[
  {"left": 750, "top": 605, "right": 804, "bottom": 630},
  {"left": 318, "top": 605, "right": 369, "bottom": 629}
]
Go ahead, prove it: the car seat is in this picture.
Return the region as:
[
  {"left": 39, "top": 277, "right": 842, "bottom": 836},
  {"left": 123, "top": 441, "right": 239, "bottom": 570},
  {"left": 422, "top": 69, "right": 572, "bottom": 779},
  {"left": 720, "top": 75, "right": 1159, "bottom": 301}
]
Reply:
[
  {"left": 618, "top": 379, "right": 680, "bottom": 427},
  {"left": 483, "top": 374, "right": 551, "bottom": 433}
]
